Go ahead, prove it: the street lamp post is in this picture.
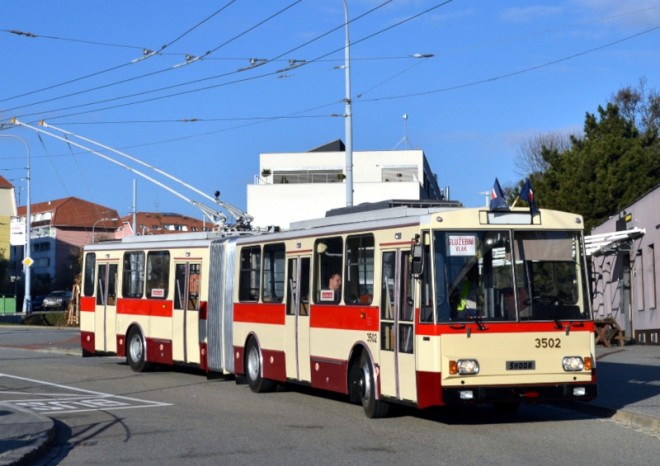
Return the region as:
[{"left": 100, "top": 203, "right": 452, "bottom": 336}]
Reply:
[
  {"left": 0, "top": 134, "right": 31, "bottom": 314},
  {"left": 92, "top": 217, "right": 118, "bottom": 244},
  {"left": 342, "top": 0, "right": 353, "bottom": 207}
]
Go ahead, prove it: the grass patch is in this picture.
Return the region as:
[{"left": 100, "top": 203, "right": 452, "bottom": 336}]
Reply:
[{"left": 23, "top": 311, "right": 73, "bottom": 327}]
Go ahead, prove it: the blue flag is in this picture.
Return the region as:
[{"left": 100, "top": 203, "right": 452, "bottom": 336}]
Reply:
[
  {"left": 490, "top": 178, "right": 508, "bottom": 210},
  {"left": 520, "top": 179, "right": 538, "bottom": 216}
]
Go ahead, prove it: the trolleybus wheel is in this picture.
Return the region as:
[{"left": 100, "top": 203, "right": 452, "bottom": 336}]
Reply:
[
  {"left": 358, "top": 352, "right": 389, "bottom": 418},
  {"left": 127, "top": 327, "right": 153, "bottom": 372},
  {"left": 245, "top": 339, "right": 275, "bottom": 393}
]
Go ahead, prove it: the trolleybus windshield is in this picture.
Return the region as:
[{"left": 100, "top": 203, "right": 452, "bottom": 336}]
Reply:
[{"left": 433, "top": 230, "right": 590, "bottom": 323}]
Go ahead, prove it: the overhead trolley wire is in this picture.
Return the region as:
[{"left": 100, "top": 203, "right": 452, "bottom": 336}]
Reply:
[
  {"left": 19, "top": 0, "right": 455, "bottom": 121},
  {"left": 1, "top": 0, "right": 240, "bottom": 106}
]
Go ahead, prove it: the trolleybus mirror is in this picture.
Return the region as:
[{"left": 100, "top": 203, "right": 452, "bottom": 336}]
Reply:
[{"left": 410, "top": 243, "right": 424, "bottom": 278}]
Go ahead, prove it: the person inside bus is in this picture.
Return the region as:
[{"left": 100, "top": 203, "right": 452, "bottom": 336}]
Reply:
[
  {"left": 452, "top": 266, "right": 479, "bottom": 319},
  {"left": 328, "top": 272, "right": 342, "bottom": 303}
]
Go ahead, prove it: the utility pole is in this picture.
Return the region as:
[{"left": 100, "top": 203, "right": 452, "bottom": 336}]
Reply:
[{"left": 343, "top": 0, "right": 353, "bottom": 207}]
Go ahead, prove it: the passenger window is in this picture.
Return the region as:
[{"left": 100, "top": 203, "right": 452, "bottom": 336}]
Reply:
[
  {"left": 345, "top": 234, "right": 374, "bottom": 304},
  {"left": 314, "top": 237, "right": 343, "bottom": 304},
  {"left": 83, "top": 253, "right": 96, "bottom": 297},
  {"left": 122, "top": 251, "right": 145, "bottom": 298},
  {"left": 262, "top": 243, "right": 285, "bottom": 303},
  {"left": 239, "top": 246, "right": 261, "bottom": 301},
  {"left": 146, "top": 251, "right": 170, "bottom": 299}
]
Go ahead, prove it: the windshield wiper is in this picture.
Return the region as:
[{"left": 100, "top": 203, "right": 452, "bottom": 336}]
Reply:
[{"left": 470, "top": 315, "right": 488, "bottom": 331}]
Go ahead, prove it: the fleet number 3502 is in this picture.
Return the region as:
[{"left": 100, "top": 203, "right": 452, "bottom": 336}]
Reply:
[{"left": 535, "top": 337, "right": 561, "bottom": 348}]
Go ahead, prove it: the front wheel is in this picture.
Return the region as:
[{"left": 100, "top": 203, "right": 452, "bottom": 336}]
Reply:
[
  {"left": 127, "top": 327, "right": 153, "bottom": 372},
  {"left": 357, "top": 352, "right": 389, "bottom": 418},
  {"left": 245, "top": 339, "right": 276, "bottom": 393}
]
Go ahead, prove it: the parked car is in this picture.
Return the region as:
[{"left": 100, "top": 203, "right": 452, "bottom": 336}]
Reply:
[
  {"left": 31, "top": 295, "right": 46, "bottom": 311},
  {"left": 42, "top": 290, "right": 72, "bottom": 311}
]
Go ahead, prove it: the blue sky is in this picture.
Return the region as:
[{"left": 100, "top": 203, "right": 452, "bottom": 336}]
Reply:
[{"left": 1, "top": 0, "right": 659, "bottom": 221}]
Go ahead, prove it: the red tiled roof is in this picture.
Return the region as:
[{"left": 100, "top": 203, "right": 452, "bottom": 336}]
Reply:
[
  {"left": 119, "top": 211, "right": 208, "bottom": 234},
  {"left": 0, "top": 175, "right": 14, "bottom": 189},
  {"left": 17, "top": 196, "right": 119, "bottom": 228}
]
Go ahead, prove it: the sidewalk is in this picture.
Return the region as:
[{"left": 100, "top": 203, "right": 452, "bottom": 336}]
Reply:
[{"left": 1, "top": 343, "right": 659, "bottom": 465}]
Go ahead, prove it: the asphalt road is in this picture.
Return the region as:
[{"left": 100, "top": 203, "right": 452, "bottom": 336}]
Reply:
[{"left": 1, "top": 327, "right": 659, "bottom": 465}]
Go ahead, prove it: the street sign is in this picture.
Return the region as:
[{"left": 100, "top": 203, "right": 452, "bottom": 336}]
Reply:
[
  {"left": 22, "top": 257, "right": 34, "bottom": 267},
  {"left": 10, "top": 221, "right": 25, "bottom": 246}
]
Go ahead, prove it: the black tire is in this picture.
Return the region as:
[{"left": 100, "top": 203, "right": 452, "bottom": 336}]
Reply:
[
  {"left": 357, "top": 352, "right": 389, "bottom": 418},
  {"left": 126, "top": 327, "right": 153, "bottom": 372},
  {"left": 245, "top": 339, "right": 276, "bottom": 393}
]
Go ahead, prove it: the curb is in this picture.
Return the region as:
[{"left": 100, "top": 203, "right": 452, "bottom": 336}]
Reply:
[
  {"left": 0, "top": 413, "right": 56, "bottom": 466},
  {"left": 566, "top": 401, "right": 660, "bottom": 435}
]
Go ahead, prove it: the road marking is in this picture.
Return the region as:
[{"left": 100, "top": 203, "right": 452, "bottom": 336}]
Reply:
[{"left": 0, "top": 373, "right": 171, "bottom": 414}]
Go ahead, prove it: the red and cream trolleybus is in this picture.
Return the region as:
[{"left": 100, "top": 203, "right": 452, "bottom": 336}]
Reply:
[{"left": 80, "top": 202, "right": 597, "bottom": 417}]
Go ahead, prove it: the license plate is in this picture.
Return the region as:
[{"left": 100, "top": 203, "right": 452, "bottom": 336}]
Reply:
[{"left": 506, "top": 360, "right": 535, "bottom": 370}]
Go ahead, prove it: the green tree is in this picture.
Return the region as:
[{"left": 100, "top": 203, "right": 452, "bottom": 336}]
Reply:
[{"left": 516, "top": 84, "right": 660, "bottom": 232}]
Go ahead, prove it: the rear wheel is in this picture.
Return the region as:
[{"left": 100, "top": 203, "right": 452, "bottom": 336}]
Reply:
[
  {"left": 127, "top": 327, "right": 153, "bottom": 372},
  {"left": 245, "top": 339, "right": 276, "bottom": 393},
  {"left": 357, "top": 352, "right": 389, "bottom": 418}
]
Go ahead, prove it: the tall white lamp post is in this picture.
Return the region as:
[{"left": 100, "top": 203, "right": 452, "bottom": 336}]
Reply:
[
  {"left": 92, "top": 217, "right": 118, "bottom": 244},
  {"left": 0, "top": 134, "right": 31, "bottom": 314}
]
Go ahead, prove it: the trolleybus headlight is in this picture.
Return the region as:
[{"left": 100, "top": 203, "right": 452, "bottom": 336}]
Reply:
[
  {"left": 562, "top": 356, "right": 585, "bottom": 371},
  {"left": 456, "top": 359, "right": 480, "bottom": 375}
]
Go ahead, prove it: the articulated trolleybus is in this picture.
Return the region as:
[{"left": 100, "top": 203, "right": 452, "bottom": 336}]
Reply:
[{"left": 81, "top": 202, "right": 597, "bottom": 417}]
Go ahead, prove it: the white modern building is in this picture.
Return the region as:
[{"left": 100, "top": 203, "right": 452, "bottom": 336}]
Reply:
[{"left": 247, "top": 140, "right": 450, "bottom": 229}]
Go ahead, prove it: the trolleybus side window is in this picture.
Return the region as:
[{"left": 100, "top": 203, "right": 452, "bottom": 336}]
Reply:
[
  {"left": 146, "top": 251, "right": 170, "bottom": 299},
  {"left": 345, "top": 234, "right": 374, "bottom": 304},
  {"left": 83, "top": 253, "right": 96, "bottom": 296},
  {"left": 314, "top": 236, "right": 343, "bottom": 304},
  {"left": 239, "top": 246, "right": 261, "bottom": 302},
  {"left": 122, "top": 251, "right": 145, "bottom": 298},
  {"left": 262, "top": 243, "right": 285, "bottom": 303}
]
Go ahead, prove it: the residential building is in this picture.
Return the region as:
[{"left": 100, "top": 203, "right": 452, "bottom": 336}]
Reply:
[
  {"left": 247, "top": 140, "right": 449, "bottom": 229},
  {"left": 116, "top": 212, "right": 209, "bottom": 237},
  {"left": 13, "top": 197, "right": 119, "bottom": 290},
  {"left": 589, "top": 184, "right": 660, "bottom": 344},
  {"left": 0, "top": 175, "right": 17, "bottom": 264}
]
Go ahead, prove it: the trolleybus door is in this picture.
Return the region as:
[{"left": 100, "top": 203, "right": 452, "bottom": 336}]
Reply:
[
  {"left": 95, "top": 262, "right": 118, "bottom": 353},
  {"left": 379, "top": 249, "right": 416, "bottom": 402},
  {"left": 285, "top": 256, "right": 311, "bottom": 382},
  {"left": 173, "top": 262, "right": 201, "bottom": 364}
]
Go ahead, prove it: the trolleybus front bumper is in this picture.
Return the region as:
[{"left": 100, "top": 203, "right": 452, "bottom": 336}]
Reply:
[{"left": 442, "top": 382, "right": 597, "bottom": 405}]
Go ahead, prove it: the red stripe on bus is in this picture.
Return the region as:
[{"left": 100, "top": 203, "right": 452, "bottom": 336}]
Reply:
[
  {"left": 416, "top": 320, "right": 595, "bottom": 336},
  {"left": 80, "top": 296, "right": 96, "bottom": 312},
  {"left": 234, "top": 302, "right": 285, "bottom": 325},
  {"left": 310, "top": 305, "right": 379, "bottom": 331},
  {"left": 117, "top": 298, "right": 173, "bottom": 318}
]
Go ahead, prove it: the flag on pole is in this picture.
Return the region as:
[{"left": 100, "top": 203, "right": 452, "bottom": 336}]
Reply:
[
  {"left": 489, "top": 178, "right": 508, "bottom": 210},
  {"left": 520, "top": 179, "right": 539, "bottom": 216}
]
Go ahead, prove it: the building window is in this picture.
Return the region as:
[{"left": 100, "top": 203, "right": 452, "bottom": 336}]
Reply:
[
  {"left": 649, "top": 244, "right": 656, "bottom": 310},
  {"left": 273, "top": 169, "right": 343, "bottom": 184}
]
